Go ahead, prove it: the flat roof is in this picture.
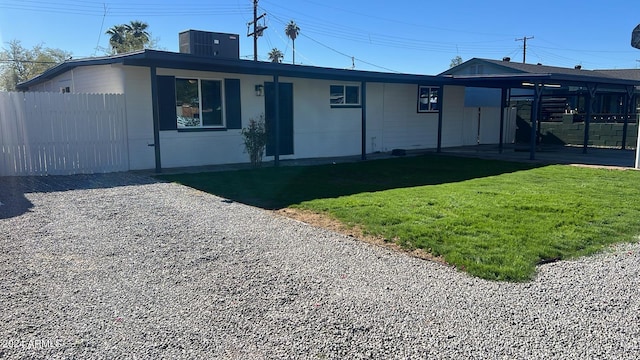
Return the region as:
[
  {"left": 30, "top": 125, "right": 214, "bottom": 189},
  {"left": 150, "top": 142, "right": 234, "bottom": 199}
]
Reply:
[{"left": 18, "top": 51, "right": 640, "bottom": 92}]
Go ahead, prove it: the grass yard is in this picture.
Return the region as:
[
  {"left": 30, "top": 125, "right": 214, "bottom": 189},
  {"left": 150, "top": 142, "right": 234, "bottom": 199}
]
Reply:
[{"left": 158, "top": 154, "right": 640, "bottom": 281}]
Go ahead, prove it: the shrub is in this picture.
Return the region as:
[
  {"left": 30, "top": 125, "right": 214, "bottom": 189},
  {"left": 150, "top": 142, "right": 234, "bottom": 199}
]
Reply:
[{"left": 241, "top": 114, "right": 268, "bottom": 167}]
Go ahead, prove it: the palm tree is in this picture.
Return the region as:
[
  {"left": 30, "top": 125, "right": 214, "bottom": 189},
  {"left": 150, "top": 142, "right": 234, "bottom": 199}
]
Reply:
[
  {"left": 105, "top": 21, "right": 151, "bottom": 54},
  {"left": 267, "top": 48, "right": 284, "bottom": 63},
  {"left": 284, "top": 20, "right": 300, "bottom": 64},
  {"left": 127, "top": 20, "right": 150, "bottom": 48},
  {"left": 106, "top": 25, "right": 127, "bottom": 53}
]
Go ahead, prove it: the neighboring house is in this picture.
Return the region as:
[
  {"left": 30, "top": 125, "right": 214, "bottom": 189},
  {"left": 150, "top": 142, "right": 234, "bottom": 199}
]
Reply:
[
  {"left": 441, "top": 58, "right": 640, "bottom": 151},
  {"left": 15, "top": 32, "right": 640, "bottom": 172}
]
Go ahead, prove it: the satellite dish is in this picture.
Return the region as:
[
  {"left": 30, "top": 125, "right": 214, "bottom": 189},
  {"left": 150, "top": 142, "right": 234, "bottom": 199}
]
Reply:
[{"left": 632, "top": 24, "right": 640, "bottom": 49}]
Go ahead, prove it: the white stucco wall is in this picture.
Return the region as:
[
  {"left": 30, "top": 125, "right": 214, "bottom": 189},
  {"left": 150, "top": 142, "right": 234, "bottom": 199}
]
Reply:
[
  {"left": 152, "top": 76, "right": 472, "bottom": 169},
  {"left": 378, "top": 83, "right": 440, "bottom": 151},
  {"left": 155, "top": 68, "right": 271, "bottom": 168},
  {"left": 27, "top": 65, "right": 125, "bottom": 94},
  {"left": 279, "top": 77, "right": 362, "bottom": 160}
]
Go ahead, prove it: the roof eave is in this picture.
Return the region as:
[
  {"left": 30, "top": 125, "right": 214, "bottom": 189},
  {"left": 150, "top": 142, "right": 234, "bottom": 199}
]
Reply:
[{"left": 18, "top": 49, "right": 446, "bottom": 90}]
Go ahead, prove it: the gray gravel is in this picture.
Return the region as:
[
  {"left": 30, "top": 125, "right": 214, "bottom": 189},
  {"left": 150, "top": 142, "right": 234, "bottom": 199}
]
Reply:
[{"left": 1, "top": 172, "right": 639, "bottom": 359}]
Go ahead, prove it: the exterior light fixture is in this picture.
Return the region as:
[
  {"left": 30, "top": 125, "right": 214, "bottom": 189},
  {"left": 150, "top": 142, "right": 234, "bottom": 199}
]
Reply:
[{"left": 255, "top": 84, "right": 264, "bottom": 96}]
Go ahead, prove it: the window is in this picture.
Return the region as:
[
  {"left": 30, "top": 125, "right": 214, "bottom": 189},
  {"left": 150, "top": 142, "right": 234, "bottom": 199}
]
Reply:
[
  {"left": 176, "top": 78, "right": 224, "bottom": 128},
  {"left": 418, "top": 86, "right": 439, "bottom": 112},
  {"left": 330, "top": 84, "right": 360, "bottom": 106}
]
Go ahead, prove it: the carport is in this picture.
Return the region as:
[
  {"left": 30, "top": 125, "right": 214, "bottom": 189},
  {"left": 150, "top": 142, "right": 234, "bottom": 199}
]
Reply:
[{"left": 440, "top": 72, "right": 640, "bottom": 167}]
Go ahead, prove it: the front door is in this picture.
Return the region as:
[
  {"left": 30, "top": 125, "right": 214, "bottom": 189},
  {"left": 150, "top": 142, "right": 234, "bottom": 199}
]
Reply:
[{"left": 264, "top": 82, "right": 294, "bottom": 156}]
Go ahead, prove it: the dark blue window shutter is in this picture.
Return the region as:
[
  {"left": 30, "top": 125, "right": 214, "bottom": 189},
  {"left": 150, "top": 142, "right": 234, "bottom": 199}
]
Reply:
[
  {"left": 225, "top": 78, "right": 242, "bottom": 129},
  {"left": 157, "top": 76, "right": 177, "bottom": 131}
]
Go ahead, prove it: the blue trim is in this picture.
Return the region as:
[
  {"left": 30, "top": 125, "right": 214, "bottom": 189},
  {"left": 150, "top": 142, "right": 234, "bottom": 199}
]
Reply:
[
  {"left": 157, "top": 76, "right": 177, "bottom": 131},
  {"left": 330, "top": 104, "right": 362, "bottom": 109},
  {"left": 437, "top": 86, "right": 443, "bottom": 153},
  {"left": 361, "top": 81, "right": 366, "bottom": 160},
  {"left": 150, "top": 67, "right": 162, "bottom": 173},
  {"left": 176, "top": 127, "right": 229, "bottom": 132},
  {"left": 17, "top": 49, "right": 640, "bottom": 93},
  {"left": 274, "top": 75, "right": 280, "bottom": 166},
  {"left": 224, "top": 78, "right": 242, "bottom": 129}
]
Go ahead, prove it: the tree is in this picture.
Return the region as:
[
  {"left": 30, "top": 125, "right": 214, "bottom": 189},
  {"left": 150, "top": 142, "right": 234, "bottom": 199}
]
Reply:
[
  {"left": 0, "top": 40, "right": 71, "bottom": 91},
  {"left": 450, "top": 55, "right": 463, "bottom": 68},
  {"left": 106, "top": 20, "right": 152, "bottom": 54},
  {"left": 106, "top": 25, "right": 128, "bottom": 53},
  {"left": 267, "top": 48, "right": 284, "bottom": 63},
  {"left": 285, "top": 20, "right": 300, "bottom": 64},
  {"left": 126, "top": 20, "right": 150, "bottom": 50}
]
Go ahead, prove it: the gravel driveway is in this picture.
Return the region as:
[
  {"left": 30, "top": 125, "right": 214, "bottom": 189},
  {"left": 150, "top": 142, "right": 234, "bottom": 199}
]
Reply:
[{"left": 1, "top": 172, "right": 639, "bottom": 359}]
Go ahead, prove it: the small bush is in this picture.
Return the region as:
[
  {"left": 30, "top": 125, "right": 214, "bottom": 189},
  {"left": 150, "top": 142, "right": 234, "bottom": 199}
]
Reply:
[{"left": 241, "top": 114, "right": 268, "bottom": 167}]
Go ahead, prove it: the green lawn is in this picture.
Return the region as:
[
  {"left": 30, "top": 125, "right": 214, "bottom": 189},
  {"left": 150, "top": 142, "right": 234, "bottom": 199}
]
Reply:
[{"left": 158, "top": 154, "right": 640, "bottom": 281}]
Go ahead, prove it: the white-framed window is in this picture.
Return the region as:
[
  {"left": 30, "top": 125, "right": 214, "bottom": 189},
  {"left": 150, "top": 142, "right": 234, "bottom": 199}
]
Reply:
[
  {"left": 175, "top": 78, "right": 224, "bottom": 128},
  {"left": 418, "top": 86, "right": 439, "bottom": 113},
  {"left": 330, "top": 84, "right": 360, "bottom": 106}
]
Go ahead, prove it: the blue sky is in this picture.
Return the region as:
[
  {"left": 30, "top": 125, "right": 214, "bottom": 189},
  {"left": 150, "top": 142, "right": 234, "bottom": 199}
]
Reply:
[{"left": 1, "top": 0, "right": 639, "bottom": 74}]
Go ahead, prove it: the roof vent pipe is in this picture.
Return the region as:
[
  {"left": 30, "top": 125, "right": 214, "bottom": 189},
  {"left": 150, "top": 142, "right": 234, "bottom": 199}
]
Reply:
[
  {"left": 502, "top": 57, "right": 511, "bottom": 62},
  {"left": 574, "top": 65, "right": 582, "bottom": 70}
]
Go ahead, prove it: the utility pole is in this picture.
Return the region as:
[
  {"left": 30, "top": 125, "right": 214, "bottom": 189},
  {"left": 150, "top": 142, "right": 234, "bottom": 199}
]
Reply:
[
  {"left": 247, "top": 0, "right": 267, "bottom": 61},
  {"left": 515, "top": 36, "right": 534, "bottom": 64}
]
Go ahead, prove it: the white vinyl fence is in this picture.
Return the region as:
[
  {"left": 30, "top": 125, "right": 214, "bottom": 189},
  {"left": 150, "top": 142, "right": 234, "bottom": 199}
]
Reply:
[{"left": 0, "top": 92, "right": 128, "bottom": 176}]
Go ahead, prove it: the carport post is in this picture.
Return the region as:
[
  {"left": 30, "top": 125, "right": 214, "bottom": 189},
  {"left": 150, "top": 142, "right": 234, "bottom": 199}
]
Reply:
[
  {"left": 529, "top": 83, "right": 543, "bottom": 160},
  {"left": 437, "top": 86, "right": 444, "bottom": 153},
  {"left": 499, "top": 88, "right": 507, "bottom": 153},
  {"left": 622, "top": 86, "right": 634, "bottom": 150},
  {"left": 583, "top": 84, "right": 597, "bottom": 154},
  {"left": 636, "top": 114, "right": 640, "bottom": 168}
]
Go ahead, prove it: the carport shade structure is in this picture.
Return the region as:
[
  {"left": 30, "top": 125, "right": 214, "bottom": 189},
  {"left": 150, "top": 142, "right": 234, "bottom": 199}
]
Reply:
[{"left": 440, "top": 72, "right": 640, "bottom": 163}]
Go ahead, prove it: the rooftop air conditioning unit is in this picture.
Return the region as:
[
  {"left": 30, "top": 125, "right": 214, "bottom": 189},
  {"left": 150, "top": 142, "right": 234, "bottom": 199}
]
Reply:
[{"left": 179, "top": 30, "right": 240, "bottom": 59}]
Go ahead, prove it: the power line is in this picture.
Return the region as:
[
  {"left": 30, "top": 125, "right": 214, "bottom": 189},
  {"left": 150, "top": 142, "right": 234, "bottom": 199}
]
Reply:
[
  {"left": 0, "top": 1, "right": 251, "bottom": 16},
  {"left": 263, "top": 8, "right": 398, "bottom": 72},
  {"left": 93, "top": 3, "right": 108, "bottom": 56}
]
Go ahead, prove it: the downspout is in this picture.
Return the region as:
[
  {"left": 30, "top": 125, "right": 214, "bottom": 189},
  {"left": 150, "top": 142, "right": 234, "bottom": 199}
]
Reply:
[
  {"left": 150, "top": 66, "right": 162, "bottom": 172},
  {"left": 273, "top": 74, "right": 280, "bottom": 167},
  {"left": 361, "top": 81, "right": 367, "bottom": 160},
  {"left": 437, "top": 86, "right": 444, "bottom": 153}
]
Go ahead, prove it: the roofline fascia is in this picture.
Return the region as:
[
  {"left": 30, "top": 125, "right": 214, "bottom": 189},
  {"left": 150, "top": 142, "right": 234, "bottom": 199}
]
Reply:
[
  {"left": 16, "top": 50, "right": 148, "bottom": 90},
  {"left": 442, "top": 73, "right": 640, "bottom": 89},
  {"left": 18, "top": 49, "right": 447, "bottom": 89}
]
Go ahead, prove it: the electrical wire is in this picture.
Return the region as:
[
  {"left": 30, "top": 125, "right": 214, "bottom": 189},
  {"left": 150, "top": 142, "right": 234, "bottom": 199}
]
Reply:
[
  {"left": 264, "top": 9, "right": 397, "bottom": 71},
  {"left": 0, "top": 0, "right": 251, "bottom": 16}
]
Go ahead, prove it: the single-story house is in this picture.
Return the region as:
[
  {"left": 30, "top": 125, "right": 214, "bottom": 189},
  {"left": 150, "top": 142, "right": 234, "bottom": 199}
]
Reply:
[
  {"left": 16, "top": 32, "right": 640, "bottom": 172},
  {"left": 15, "top": 37, "right": 466, "bottom": 172}
]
